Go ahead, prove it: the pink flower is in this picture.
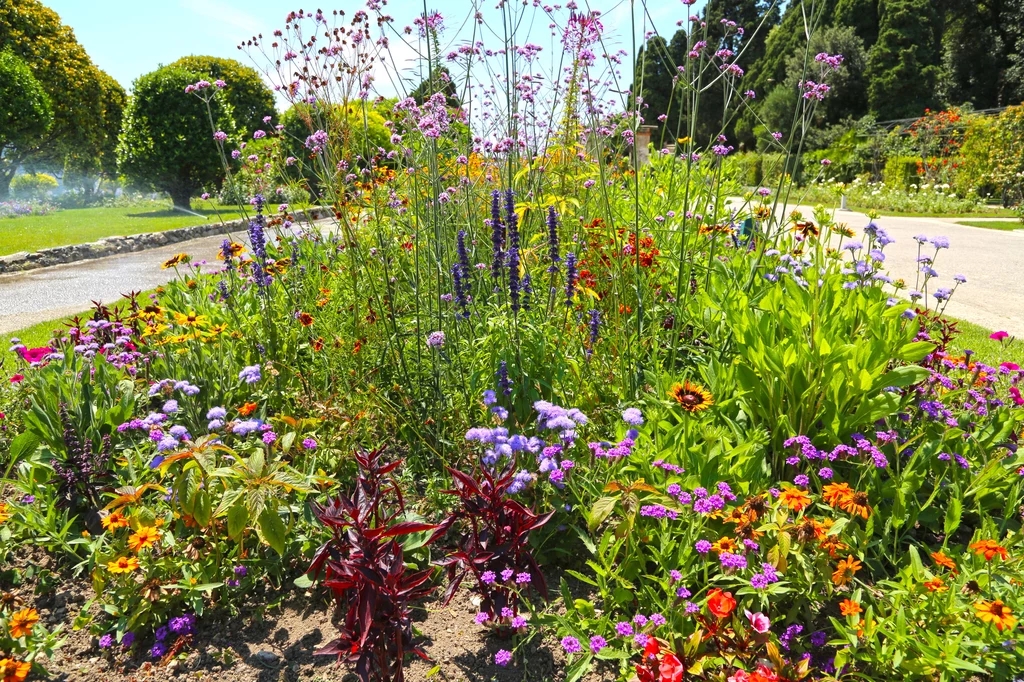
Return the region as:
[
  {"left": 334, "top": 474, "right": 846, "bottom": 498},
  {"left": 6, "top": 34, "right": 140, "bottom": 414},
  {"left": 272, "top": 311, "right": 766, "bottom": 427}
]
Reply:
[
  {"left": 744, "top": 610, "right": 770, "bottom": 633},
  {"left": 990, "top": 331, "right": 1009, "bottom": 341},
  {"left": 1009, "top": 386, "right": 1024, "bottom": 406},
  {"left": 20, "top": 347, "right": 50, "bottom": 363},
  {"left": 9, "top": 374, "right": 24, "bottom": 384},
  {"left": 1002, "top": 362, "right": 1020, "bottom": 371}
]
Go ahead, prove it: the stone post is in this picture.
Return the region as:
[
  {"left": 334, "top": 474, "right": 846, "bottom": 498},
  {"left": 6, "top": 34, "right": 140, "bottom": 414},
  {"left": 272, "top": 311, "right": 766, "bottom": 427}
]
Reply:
[{"left": 635, "top": 125, "right": 658, "bottom": 166}]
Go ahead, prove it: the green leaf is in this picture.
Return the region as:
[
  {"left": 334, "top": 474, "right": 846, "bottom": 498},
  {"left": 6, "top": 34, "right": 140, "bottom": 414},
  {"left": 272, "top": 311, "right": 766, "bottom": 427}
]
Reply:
[
  {"left": 897, "top": 341, "right": 937, "bottom": 362},
  {"left": 944, "top": 495, "right": 963, "bottom": 537},
  {"left": 193, "top": 489, "right": 212, "bottom": 527},
  {"left": 8, "top": 432, "right": 40, "bottom": 464},
  {"left": 587, "top": 496, "right": 618, "bottom": 533},
  {"left": 565, "top": 570, "right": 598, "bottom": 587},
  {"left": 227, "top": 503, "right": 248, "bottom": 539},
  {"left": 293, "top": 574, "right": 314, "bottom": 589},
  {"left": 874, "top": 365, "right": 930, "bottom": 391},
  {"left": 258, "top": 506, "right": 287, "bottom": 555}
]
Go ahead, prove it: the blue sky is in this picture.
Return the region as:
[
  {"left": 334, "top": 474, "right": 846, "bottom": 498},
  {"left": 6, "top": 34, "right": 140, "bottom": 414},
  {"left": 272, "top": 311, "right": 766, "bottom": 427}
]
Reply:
[{"left": 47, "top": 1, "right": 688, "bottom": 100}]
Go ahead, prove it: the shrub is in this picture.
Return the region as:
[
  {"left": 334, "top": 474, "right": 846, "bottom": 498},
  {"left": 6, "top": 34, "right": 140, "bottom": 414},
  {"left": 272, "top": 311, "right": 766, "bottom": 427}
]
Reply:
[
  {"left": 9, "top": 172, "right": 57, "bottom": 200},
  {"left": 882, "top": 155, "right": 920, "bottom": 189}
]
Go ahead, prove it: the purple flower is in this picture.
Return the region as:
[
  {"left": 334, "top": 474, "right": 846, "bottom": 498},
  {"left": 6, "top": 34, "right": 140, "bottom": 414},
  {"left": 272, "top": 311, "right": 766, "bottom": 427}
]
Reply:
[
  {"left": 649, "top": 613, "right": 666, "bottom": 626},
  {"left": 495, "top": 649, "right": 512, "bottom": 666},
  {"left": 302, "top": 437, "right": 317, "bottom": 450},
  {"left": 262, "top": 431, "right": 277, "bottom": 444},
  {"left": 515, "top": 572, "right": 532, "bottom": 584},
  {"left": 695, "top": 540, "right": 712, "bottom": 554},
  {"left": 622, "top": 407, "right": 644, "bottom": 426},
  {"left": 426, "top": 331, "right": 445, "bottom": 348},
  {"left": 589, "top": 635, "right": 607, "bottom": 654},
  {"left": 475, "top": 612, "right": 490, "bottom": 624},
  {"left": 500, "top": 568, "right": 514, "bottom": 582},
  {"left": 561, "top": 636, "right": 582, "bottom": 654},
  {"left": 150, "top": 642, "right": 167, "bottom": 658},
  {"left": 239, "top": 365, "right": 262, "bottom": 384},
  {"left": 121, "top": 632, "right": 135, "bottom": 648},
  {"left": 615, "top": 621, "right": 634, "bottom": 637},
  {"left": 99, "top": 634, "right": 114, "bottom": 649},
  {"left": 234, "top": 565, "right": 247, "bottom": 577}
]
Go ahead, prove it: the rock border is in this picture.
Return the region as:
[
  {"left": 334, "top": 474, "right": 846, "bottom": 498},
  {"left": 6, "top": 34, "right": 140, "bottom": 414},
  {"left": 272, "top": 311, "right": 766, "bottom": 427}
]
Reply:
[{"left": 0, "top": 207, "right": 329, "bottom": 275}]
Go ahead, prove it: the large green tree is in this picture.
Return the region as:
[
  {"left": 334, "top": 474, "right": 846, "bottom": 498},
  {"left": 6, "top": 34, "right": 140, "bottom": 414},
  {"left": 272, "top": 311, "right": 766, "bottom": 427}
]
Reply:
[
  {"left": 0, "top": 51, "right": 52, "bottom": 195},
  {"left": 170, "top": 55, "right": 276, "bottom": 132},
  {"left": 117, "top": 59, "right": 274, "bottom": 209},
  {"left": 865, "top": 0, "right": 943, "bottom": 119},
  {"left": 0, "top": 0, "right": 124, "bottom": 197}
]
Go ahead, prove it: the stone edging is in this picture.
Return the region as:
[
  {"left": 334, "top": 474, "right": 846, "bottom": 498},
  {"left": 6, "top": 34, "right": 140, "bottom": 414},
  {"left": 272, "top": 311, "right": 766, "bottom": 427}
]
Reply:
[{"left": 0, "top": 207, "right": 329, "bottom": 275}]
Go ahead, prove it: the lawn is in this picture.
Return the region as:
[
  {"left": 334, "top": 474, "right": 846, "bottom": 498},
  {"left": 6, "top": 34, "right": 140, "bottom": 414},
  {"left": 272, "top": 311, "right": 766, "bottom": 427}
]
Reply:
[
  {"left": 0, "top": 201, "right": 248, "bottom": 257},
  {"left": 954, "top": 219, "right": 1024, "bottom": 230}
]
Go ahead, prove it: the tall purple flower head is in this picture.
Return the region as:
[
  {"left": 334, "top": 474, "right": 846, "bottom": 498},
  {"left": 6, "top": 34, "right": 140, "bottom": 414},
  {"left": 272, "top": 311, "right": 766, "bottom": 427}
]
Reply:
[
  {"left": 587, "top": 308, "right": 600, "bottom": 357},
  {"left": 505, "top": 190, "right": 522, "bottom": 312},
  {"left": 521, "top": 271, "right": 533, "bottom": 311},
  {"left": 247, "top": 195, "right": 270, "bottom": 288},
  {"left": 546, "top": 206, "right": 561, "bottom": 272},
  {"left": 490, "top": 190, "right": 505, "bottom": 282},
  {"left": 564, "top": 252, "right": 578, "bottom": 306},
  {"left": 220, "top": 238, "right": 236, "bottom": 271},
  {"left": 452, "top": 230, "right": 472, "bottom": 319},
  {"left": 497, "top": 360, "right": 513, "bottom": 396}
]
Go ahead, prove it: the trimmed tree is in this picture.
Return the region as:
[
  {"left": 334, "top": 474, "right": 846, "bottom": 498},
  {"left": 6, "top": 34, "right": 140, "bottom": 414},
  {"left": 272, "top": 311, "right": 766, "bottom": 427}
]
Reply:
[
  {"left": 0, "top": 51, "right": 52, "bottom": 197},
  {"left": 865, "top": 0, "right": 942, "bottom": 120},
  {"left": 117, "top": 59, "right": 273, "bottom": 209}
]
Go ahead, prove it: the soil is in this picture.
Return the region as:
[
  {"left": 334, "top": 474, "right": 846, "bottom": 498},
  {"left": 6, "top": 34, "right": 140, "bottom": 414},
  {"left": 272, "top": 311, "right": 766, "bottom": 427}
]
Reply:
[{"left": 4, "top": 548, "right": 618, "bottom": 682}]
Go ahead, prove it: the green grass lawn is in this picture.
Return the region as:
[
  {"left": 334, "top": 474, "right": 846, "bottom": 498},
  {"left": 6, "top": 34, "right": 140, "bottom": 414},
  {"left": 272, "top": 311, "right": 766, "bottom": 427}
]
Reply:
[
  {"left": 0, "top": 202, "right": 248, "bottom": 257},
  {"left": 954, "top": 219, "right": 1023, "bottom": 230},
  {"left": 946, "top": 316, "right": 1024, "bottom": 367}
]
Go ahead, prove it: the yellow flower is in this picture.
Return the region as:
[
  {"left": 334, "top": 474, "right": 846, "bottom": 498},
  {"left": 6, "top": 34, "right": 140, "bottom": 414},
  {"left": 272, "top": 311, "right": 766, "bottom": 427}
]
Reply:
[
  {"left": 128, "top": 526, "right": 162, "bottom": 553},
  {"left": 162, "top": 253, "right": 190, "bottom": 269},
  {"left": 975, "top": 599, "right": 1017, "bottom": 631},
  {"left": 172, "top": 311, "right": 209, "bottom": 328},
  {"left": 107, "top": 556, "right": 140, "bottom": 574},
  {"left": 0, "top": 504, "right": 9, "bottom": 524},
  {"left": 8, "top": 608, "right": 39, "bottom": 638}
]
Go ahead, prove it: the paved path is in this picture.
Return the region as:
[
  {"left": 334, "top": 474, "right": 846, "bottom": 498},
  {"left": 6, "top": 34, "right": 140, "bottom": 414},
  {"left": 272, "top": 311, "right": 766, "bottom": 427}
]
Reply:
[{"left": 0, "top": 210, "right": 1020, "bottom": 338}]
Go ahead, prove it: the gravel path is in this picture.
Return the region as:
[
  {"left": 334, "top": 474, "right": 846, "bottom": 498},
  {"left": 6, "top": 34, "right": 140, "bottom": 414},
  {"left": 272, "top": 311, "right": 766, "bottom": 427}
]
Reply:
[{"left": 0, "top": 210, "right": 1020, "bottom": 337}]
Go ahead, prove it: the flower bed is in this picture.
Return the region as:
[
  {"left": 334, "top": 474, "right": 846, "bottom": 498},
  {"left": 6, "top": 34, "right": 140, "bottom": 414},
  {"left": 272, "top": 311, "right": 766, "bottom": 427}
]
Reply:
[{"left": 2, "top": 5, "right": 1023, "bottom": 682}]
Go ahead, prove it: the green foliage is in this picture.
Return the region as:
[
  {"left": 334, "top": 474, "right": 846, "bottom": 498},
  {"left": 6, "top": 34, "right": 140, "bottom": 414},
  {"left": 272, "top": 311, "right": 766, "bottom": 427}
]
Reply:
[
  {"left": 0, "top": 0, "right": 124, "bottom": 197},
  {"left": 9, "top": 173, "right": 57, "bottom": 201},
  {"left": 0, "top": 50, "right": 52, "bottom": 165},
  {"left": 865, "top": 0, "right": 942, "bottom": 120},
  {"left": 169, "top": 56, "right": 274, "bottom": 134},
  {"left": 882, "top": 155, "right": 920, "bottom": 189},
  {"left": 117, "top": 60, "right": 272, "bottom": 209}
]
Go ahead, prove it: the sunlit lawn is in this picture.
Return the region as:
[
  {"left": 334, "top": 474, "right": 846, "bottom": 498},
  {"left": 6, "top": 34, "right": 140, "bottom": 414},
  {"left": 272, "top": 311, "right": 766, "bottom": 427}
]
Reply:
[
  {"left": 0, "top": 202, "right": 248, "bottom": 257},
  {"left": 954, "top": 219, "right": 1023, "bottom": 231}
]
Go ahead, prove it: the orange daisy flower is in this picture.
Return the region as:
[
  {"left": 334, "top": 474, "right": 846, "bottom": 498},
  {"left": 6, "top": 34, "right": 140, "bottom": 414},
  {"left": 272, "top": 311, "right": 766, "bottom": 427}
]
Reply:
[
  {"left": 838, "top": 490, "right": 872, "bottom": 519},
  {"left": 101, "top": 510, "right": 130, "bottom": 532},
  {"left": 668, "top": 381, "right": 714, "bottom": 413},
  {"left": 822, "top": 482, "right": 854, "bottom": 507},
  {"left": 238, "top": 402, "right": 258, "bottom": 417},
  {"left": 0, "top": 658, "right": 30, "bottom": 682},
  {"left": 923, "top": 577, "right": 948, "bottom": 592},
  {"left": 779, "top": 486, "right": 812, "bottom": 512},
  {"left": 839, "top": 599, "right": 862, "bottom": 616},
  {"left": 975, "top": 599, "right": 1017, "bottom": 631},
  {"left": 107, "top": 556, "right": 140, "bottom": 574},
  {"left": 8, "top": 608, "right": 39, "bottom": 638},
  {"left": 970, "top": 539, "right": 1009, "bottom": 561},
  {"left": 931, "top": 551, "right": 957, "bottom": 572},
  {"left": 819, "top": 534, "right": 849, "bottom": 558},
  {"left": 832, "top": 555, "right": 862, "bottom": 586},
  {"left": 711, "top": 537, "right": 738, "bottom": 554},
  {"left": 128, "top": 526, "right": 162, "bottom": 553}
]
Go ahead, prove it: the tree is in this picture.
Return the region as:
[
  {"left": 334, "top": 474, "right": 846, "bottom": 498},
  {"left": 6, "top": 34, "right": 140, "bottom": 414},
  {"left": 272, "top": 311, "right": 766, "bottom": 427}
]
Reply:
[
  {"left": 118, "top": 61, "right": 271, "bottom": 209},
  {"left": 834, "top": 0, "right": 880, "bottom": 48},
  {"left": 865, "top": 0, "right": 943, "bottom": 120},
  {"left": 170, "top": 56, "right": 275, "bottom": 133},
  {"left": 632, "top": 35, "right": 677, "bottom": 142},
  {"left": 0, "top": 0, "right": 123, "bottom": 197},
  {"left": 0, "top": 51, "right": 52, "bottom": 196},
  {"left": 409, "top": 66, "right": 460, "bottom": 108}
]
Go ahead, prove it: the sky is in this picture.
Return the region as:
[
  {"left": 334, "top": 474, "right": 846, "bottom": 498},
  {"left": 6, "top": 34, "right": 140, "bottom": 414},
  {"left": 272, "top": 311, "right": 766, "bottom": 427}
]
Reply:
[{"left": 46, "top": 0, "right": 689, "bottom": 102}]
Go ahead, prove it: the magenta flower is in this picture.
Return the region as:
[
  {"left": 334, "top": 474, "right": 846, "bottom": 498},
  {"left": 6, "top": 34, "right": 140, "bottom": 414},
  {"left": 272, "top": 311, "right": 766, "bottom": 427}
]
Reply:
[
  {"left": 990, "top": 331, "right": 1009, "bottom": 341},
  {"left": 561, "top": 636, "right": 582, "bottom": 654},
  {"left": 745, "top": 610, "right": 770, "bottom": 633},
  {"left": 495, "top": 649, "right": 512, "bottom": 666}
]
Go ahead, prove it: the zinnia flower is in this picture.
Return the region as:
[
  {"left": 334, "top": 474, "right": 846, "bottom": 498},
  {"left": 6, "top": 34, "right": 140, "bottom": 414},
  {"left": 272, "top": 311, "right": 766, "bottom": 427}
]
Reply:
[
  {"left": 107, "top": 556, "right": 140, "bottom": 574},
  {"left": 779, "top": 486, "right": 811, "bottom": 512},
  {"left": 0, "top": 658, "right": 30, "bottom": 682},
  {"left": 975, "top": 599, "right": 1016, "bottom": 630},
  {"left": 822, "top": 482, "right": 854, "bottom": 507},
  {"left": 931, "top": 551, "right": 957, "bottom": 572},
  {"left": 832, "top": 555, "right": 862, "bottom": 586},
  {"left": 101, "top": 510, "right": 130, "bottom": 531},
  {"left": 128, "top": 526, "right": 162, "bottom": 553},
  {"left": 838, "top": 599, "right": 862, "bottom": 616},
  {"left": 668, "top": 380, "right": 713, "bottom": 412},
  {"left": 970, "top": 539, "right": 1009, "bottom": 561},
  {"left": 838, "top": 490, "right": 871, "bottom": 518},
  {"left": 8, "top": 608, "right": 38, "bottom": 638}
]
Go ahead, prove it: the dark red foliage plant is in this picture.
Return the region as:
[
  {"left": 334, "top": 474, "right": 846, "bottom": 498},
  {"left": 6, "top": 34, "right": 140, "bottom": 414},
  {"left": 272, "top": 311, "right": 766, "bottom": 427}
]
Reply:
[
  {"left": 430, "top": 465, "right": 555, "bottom": 623},
  {"left": 307, "top": 447, "right": 438, "bottom": 682}
]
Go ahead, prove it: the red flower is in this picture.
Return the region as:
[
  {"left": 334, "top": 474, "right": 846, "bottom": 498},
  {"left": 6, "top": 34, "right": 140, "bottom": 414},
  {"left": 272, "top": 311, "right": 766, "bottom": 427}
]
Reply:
[
  {"left": 643, "top": 637, "right": 660, "bottom": 660},
  {"left": 660, "top": 653, "right": 683, "bottom": 682},
  {"left": 9, "top": 374, "right": 24, "bottom": 384},
  {"left": 707, "top": 588, "right": 737, "bottom": 618}
]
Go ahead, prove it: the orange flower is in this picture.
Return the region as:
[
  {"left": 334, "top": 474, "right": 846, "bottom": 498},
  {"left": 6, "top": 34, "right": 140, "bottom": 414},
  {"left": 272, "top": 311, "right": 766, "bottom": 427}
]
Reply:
[
  {"left": 128, "top": 526, "right": 162, "bottom": 553},
  {"left": 668, "top": 381, "right": 714, "bottom": 413},
  {"left": 298, "top": 312, "right": 315, "bottom": 326},
  {"left": 8, "top": 608, "right": 38, "bottom": 638},
  {"left": 923, "top": 577, "right": 948, "bottom": 592},
  {"left": 970, "top": 539, "right": 1009, "bottom": 561},
  {"left": 107, "top": 556, "right": 140, "bottom": 574},
  {"left": 819, "top": 534, "right": 849, "bottom": 558},
  {"left": 832, "top": 555, "right": 862, "bottom": 586},
  {"left": 839, "top": 599, "right": 862, "bottom": 616},
  {"left": 238, "top": 402, "right": 258, "bottom": 417},
  {"left": 779, "top": 486, "right": 811, "bottom": 512},
  {"left": 711, "top": 536, "right": 738, "bottom": 554},
  {"left": 312, "top": 337, "right": 325, "bottom": 352},
  {"left": 0, "top": 658, "right": 30, "bottom": 682},
  {"left": 707, "top": 588, "right": 736, "bottom": 618},
  {"left": 931, "top": 551, "right": 957, "bottom": 572},
  {"left": 0, "top": 504, "right": 8, "bottom": 524},
  {"left": 838, "top": 490, "right": 872, "bottom": 519},
  {"left": 101, "top": 510, "right": 130, "bottom": 532},
  {"left": 975, "top": 599, "right": 1017, "bottom": 631},
  {"left": 822, "top": 482, "right": 854, "bottom": 507}
]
